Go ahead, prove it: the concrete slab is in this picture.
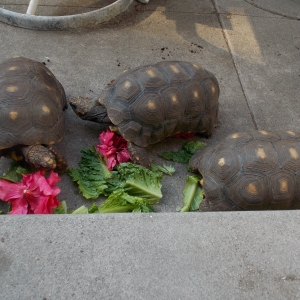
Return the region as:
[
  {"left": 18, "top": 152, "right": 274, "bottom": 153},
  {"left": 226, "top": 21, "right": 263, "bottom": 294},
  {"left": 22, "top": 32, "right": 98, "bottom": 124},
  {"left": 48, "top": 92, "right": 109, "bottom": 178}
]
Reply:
[
  {"left": 214, "top": 0, "right": 300, "bottom": 131},
  {"left": 1, "top": 211, "right": 300, "bottom": 299}
]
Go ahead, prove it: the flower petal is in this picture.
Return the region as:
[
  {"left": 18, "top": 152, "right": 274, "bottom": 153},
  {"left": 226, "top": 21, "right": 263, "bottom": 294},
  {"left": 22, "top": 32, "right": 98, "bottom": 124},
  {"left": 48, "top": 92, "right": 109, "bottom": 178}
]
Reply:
[
  {"left": 47, "top": 171, "right": 61, "bottom": 186},
  {"left": 106, "top": 155, "right": 117, "bottom": 171},
  {"left": 172, "top": 132, "right": 196, "bottom": 139},
  {"left": 97, "top": 144, "right": 116, "bottom": 157},
  {"left": 99, "top": 130, "right": 114, "bottom": 146},
  {"left": 0, "top": 179, "right": 26, "bottom": 202},
  {"left": 9, "top": 196, "right": 29, "bottom": 214},
  {"left": 33, "top": 195, "right": 60, "bottom": 214},
  {"left": 117, "top": 149, "right": 131, "bottom": 164}
]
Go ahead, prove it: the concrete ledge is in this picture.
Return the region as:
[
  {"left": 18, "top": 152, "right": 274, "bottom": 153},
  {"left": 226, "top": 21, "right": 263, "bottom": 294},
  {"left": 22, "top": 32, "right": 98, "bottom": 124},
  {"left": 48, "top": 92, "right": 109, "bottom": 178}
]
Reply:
[
  {"left": 0, "top": 0, "right": 133, "bottom": 30},
  {"left": 1, "top": 211, "right": 300, "bottom": 299}
]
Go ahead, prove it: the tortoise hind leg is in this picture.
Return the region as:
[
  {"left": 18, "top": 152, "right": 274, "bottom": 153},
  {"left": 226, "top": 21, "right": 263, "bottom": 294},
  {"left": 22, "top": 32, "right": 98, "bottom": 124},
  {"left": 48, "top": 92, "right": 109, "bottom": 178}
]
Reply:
[{"left": 21, "top": 145, "right": 57, "bottom": 170}]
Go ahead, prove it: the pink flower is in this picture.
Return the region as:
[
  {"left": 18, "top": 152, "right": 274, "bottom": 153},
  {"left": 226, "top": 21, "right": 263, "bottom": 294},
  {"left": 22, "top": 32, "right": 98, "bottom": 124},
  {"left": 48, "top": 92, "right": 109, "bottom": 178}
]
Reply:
[
  {"left": 96, "top": 129, "right": 131, "bottom": 170},
  {"left": 0, "top": 170, "right": 61, "bottom": 214},
  {"left": 172, "top": 132, "right": 196, "bottom": 139}
]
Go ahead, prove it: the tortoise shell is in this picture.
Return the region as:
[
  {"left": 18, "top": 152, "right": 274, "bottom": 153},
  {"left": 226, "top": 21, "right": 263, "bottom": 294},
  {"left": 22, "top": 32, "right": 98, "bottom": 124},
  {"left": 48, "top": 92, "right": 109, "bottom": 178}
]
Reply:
[
  {"left": 99, "top": 61, "right": 219, "bottom": 147},
  {"left": 0, "top": 56, "right": 67, "bottom": 150},
  {"left": 190, "top": 130, "right": 300, "bottom": 211}
]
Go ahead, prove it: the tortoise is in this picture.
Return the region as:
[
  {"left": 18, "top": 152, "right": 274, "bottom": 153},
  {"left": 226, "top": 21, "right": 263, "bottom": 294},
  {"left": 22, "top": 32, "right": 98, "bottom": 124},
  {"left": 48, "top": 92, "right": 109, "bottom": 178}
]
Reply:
[
  {"left": 69, "top": 61, "right": 219, "bottom": 164},
  {"left": 0, "top": 56, "right": 67, "bottom": 170},
  {"left": 190, "top": 130, "right": 300, "bottom": 211}
]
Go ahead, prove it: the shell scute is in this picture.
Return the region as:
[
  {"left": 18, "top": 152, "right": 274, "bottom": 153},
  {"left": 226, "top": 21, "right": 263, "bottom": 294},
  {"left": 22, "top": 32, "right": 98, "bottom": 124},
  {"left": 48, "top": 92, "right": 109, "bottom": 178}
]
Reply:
[
  {"left": 0, "top": 57, "right": 66, "bottom": 149},
  {"left": 273, "top": 140, "right": 300, "bottom": 171},
  {"left": 133, "top": 66, "right": 167, "bottom": 89},
  {"left": 183, "top": 81, "right": 206, "bottom": 116},
  {"left": 226, "top": 173, "right": 269, "bottom": 210},
  {"left": 207, "top": 148, "right": 241, "bottom": 184},
  {"left": 240, "top": 140, "right": 278, "bottom": 173},
  {"left": 268, "top": 170, "right": 295, "bottom": 209},
  {"left": 131, "top": 93, "right": 164, "bottom": 126},
  {"left": 160, "top": 86, "right": 185, "bottom": 120},
  {"left": 114, "top": 74, "right": 141, "bottom": 105},
  {"left": 180, "top": 62, "right": 209, "bottom": 81},
  {"left": 155, "top": 61, "right": 190, "bottom": 83}
]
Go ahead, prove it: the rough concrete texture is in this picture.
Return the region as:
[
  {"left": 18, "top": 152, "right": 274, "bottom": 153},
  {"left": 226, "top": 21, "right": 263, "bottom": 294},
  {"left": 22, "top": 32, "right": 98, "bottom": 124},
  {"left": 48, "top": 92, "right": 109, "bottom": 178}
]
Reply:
[
  {"left": 1, "top": 212, "right": 300, "bottom": 299},
  {"left": 0, "top": 0, "right": 300, "bottom": 298}
]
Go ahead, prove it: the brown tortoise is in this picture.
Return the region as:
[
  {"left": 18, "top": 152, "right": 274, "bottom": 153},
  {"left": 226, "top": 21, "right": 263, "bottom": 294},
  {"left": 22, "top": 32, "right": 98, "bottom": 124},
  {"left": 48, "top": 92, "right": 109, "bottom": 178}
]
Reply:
[
  {"left": 190, "top": 130, "right": 300, "bottom": 211},
  {"left": 69, "top": 61, "right": 220, "bottom": 163},
  {"left": 0, "top": 56, "right": 67, "bottom": 170}
]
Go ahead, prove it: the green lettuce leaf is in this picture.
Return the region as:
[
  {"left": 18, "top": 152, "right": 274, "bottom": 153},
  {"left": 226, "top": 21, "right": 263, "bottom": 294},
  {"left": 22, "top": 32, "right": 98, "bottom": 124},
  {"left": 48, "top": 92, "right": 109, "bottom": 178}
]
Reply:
[
  {"left": 53, "top": 201, "right": 67, "bottom": 214},
  {"left": 151, "top": 163, "right": 175, "bottom": 176},
  {"left": 103, "top": 170, "right": 125, "bottom": 196},
  {"left": 88, "top": 203, "right": 100, "bottom": 213},
  {"left": 179, "top": 175, "right": 203, "bottom": 212},
  {"left": 0, "top": 161, "right": 30, "bottom": 182},
  {"left": 116, "top": 162, "right": 163, "bottom": 203},
  {"left": 99, "top": 189, "right": 155, "bottom": 213},
  {"left": 71, "top": 205, "right": 89, "bottom": 214},
  {"left": 68, "top": 147, "right": 111, "bottom": 199},
  {"left": 159, "top": 141, "right": 206, "bottom": 164}
]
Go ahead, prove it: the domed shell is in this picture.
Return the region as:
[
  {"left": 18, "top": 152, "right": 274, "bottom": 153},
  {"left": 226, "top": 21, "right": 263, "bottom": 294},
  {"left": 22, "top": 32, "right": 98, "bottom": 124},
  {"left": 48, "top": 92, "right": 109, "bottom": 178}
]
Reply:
[
  {"left": 99, "top": 61, "right": 220, "bottom": 147},
  {"left": 192, "top": 130, "right": 300, "bottom": 211},
  {"left": 0, "top": 57, "right": 67, "bottom": 150}
]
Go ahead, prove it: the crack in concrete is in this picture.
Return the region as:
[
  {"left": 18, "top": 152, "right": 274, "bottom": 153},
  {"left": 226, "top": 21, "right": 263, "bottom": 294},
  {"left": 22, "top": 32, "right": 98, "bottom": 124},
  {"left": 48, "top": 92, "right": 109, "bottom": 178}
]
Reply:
[
  {"left": 243, "top": 0, "right": 300, "bottom": 20},
  {"left": 211, "top": 0, "right": 258, "bottom": 130}
]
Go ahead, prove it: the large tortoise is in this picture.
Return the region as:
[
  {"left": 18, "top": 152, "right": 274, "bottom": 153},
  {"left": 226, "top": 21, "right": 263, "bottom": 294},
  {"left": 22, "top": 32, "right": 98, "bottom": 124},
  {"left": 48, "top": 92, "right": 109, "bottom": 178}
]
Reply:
[
  {"left": 69, "top": 61, "right": 219, "bottom": 163},
  {"left": 190, "top": 130, "right": 300, "bottom": 211},
  {"left": 0, "top": 56, "right": 67, "bottom": 170}
]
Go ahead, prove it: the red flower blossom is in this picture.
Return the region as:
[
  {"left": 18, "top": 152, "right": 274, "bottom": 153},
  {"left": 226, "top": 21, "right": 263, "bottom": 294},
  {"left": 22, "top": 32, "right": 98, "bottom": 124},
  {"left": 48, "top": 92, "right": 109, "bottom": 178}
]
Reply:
[
  {"left": 172, "top": 132, "right": 196, "bottom": 139},
  {"left": 96, "top": 129, "right": 131, "bottom": 170},
  {"left": 0, "top": 170, "right": 61, "bottom": 214}
]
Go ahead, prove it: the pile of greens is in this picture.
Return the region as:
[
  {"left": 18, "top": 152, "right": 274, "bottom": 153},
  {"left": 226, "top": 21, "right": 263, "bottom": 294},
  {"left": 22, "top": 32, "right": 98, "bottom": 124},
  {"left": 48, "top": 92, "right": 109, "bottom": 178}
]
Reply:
[
  {"left": 68, "top": 140, "right": 206, "bottom": 213},
  {"left": 159, "top": 140, "right": 206, "bottom": 164},
  {"left": 68, "top": 147, "right": 167, "bottom": 213}
]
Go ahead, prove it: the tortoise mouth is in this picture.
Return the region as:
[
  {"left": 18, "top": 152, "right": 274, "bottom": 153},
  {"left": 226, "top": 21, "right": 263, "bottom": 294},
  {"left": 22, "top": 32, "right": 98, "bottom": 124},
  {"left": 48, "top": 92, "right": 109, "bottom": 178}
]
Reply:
[{"left": 69, "top": 101, "right": 88, "bottom": 119}]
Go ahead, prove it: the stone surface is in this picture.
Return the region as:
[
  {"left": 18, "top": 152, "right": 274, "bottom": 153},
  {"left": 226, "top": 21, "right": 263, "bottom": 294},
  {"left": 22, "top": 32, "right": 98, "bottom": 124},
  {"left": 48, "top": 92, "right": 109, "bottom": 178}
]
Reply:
[{"left": 1, "top": 212, "right": 300, "bottom": 299}]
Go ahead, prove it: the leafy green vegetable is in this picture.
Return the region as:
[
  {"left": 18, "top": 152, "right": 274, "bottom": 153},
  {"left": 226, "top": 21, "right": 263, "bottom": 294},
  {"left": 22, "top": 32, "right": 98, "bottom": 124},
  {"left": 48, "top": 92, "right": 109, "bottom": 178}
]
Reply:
[
  {"left": 99, "top": 163, "right": 162, "bottom": 213},
  {"left": 179, "top": 175, "right": 203, "bottom": 212},
  {"left": 88, "top": 203, "right": 100, "bottom": 213},
  {"left": 151, "top": 163, "right": 175, "bottom": 176},
  {"left": 68, "top": 149, "right": 163, "bottom": 213},
  {"left": 99, "top": 189, "right": 155, "bottom": 213},
  {"left": 71, "top": 205, "right": 89, "bottom": 214},
  {"left": 53, "top": 201, "right": 67, "bottom": 214},
  {"left": 0, "top": 161, "right": 30, "bottom": 182},
  {"left": 103, "top": 170, "right": 124, "bottom": 196},
  {"left": 68, "top": 147, "right": 111, "bottom": 199},
  {"left": 159, "top": 141, "right": 206, "bottom": 164},
  {"left": 116, "top": 163, "right": 163, "bottom": 202},
  {"left": 0, "top": 211, "right": 5, "bottom": 215}
]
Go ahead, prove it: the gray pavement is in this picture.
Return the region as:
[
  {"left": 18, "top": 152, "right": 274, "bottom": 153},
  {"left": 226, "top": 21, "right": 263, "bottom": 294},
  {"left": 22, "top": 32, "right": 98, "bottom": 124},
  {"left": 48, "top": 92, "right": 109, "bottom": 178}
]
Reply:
[{"left": 0, "top": 0, "right": 299, "bottom": 298}]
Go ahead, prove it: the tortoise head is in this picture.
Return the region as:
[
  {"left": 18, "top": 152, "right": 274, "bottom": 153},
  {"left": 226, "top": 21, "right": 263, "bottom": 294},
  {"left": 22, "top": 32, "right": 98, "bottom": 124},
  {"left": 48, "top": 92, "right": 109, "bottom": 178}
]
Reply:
[{"left": 69, "top": 96, "right": 112, "bottom": 125}]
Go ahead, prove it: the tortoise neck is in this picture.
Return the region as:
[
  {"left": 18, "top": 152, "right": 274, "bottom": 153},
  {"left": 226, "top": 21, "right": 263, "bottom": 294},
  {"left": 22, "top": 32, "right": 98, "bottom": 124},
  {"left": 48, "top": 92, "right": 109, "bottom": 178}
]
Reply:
[{"left": 86, "top": 103, "right": 112, "bottom": 125}]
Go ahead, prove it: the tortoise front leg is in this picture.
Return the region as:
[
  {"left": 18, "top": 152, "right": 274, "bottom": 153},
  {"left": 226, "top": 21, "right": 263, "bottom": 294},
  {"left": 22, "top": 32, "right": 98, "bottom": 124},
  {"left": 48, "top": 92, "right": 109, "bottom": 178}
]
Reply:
[
  {"left": 127, "top": 143, "right": 153, "bottom": 167},
  {"left": 21, "top": 145, "right": 57, "bottom": 170}
]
